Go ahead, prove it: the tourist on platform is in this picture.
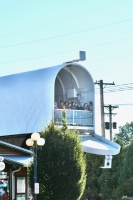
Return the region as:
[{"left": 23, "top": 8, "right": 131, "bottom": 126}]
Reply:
[
  {"left": 54, "top": 102, "right": 58, "bottom": 109},
  {"left": 83, "top": 103, "right": 88, "bottom": 110},
  {"left": 77, "top": 103, "right": 84, "bottom": 110},
  {"left": 88, "top": 101, "right": 93, "bottom": 111},
  {"left": 75, "top": 103, "right": 78, "bottom": 109},
  {"left": 71, "top": 102, "right": 77, "bottom": 110},
  {"left": 67, "top": 103, "right": 71, "bottom": 109},
  {"left": 63, "top": 102, "right": 68, "bottom": 109},
  {"left": 59, "top": 101, "right": 64, "bottom": 109}
]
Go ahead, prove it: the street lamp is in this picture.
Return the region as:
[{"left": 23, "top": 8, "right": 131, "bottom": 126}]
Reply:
[{"left": 26, "top": 132, "right": 45, "bottom": 200}]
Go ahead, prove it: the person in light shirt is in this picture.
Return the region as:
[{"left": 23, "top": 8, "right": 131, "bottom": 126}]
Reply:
[
  {"left": 67, "top": 103, "right": 71, "bottom": 109},
  {"left": 54, "top": 102, "right": 58, "bottom": 109}
]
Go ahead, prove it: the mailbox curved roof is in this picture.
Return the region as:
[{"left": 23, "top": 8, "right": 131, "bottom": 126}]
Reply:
[{"left": 0, "top": 62, "right": 94, "bottom": 136}]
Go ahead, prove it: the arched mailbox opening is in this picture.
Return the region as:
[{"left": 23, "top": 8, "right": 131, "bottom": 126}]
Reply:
[{"left": 54, "top": 64, "right": 95, "bottom": 129}]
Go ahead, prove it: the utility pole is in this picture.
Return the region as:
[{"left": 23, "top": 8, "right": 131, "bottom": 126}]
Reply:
[
  {"left": 95, "top": 80, "right": 115, "bottom": 138},
  {"left": 104, "top": 105, "right": 119, "bottom": 140}
]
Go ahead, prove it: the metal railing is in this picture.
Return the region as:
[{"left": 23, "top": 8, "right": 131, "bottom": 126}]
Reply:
[{"left": 54, "top": 109, "right": 93, "bottom": 126}]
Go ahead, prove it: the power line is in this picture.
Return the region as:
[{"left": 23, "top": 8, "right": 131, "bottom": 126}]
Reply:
[
  {"left": 105, "top": 84, "right": 133, "bottom": 92},
  {"left": 1, "top": 39, "right": 133, "bottom": 65},
  {"left": 86, "top": 53, "right": 133, "bottom": 63},
  {"left": 106, "top": 83, "right": 133, "bottom": 88},
  {"left": 96, "top": 88, "right": 133, "bottom": 93},
  {"left": 114, "top": 104, "right": 133, "bottom": 106},
  {"left": 0, "top": 0, "right": 128, "bottom": 39},
  {"left": 0, "top": 49, "right": 75, "bottom": 65},
  {"left": 95, "top": 83, "right": 133, "bottom": 93},
  {"left": 79, "top": 36, "right": 133, "bottom": 50},
  {"left": 1, "top": 18, "right": 133, "bottom": 49},
  {"left": 105, "top": 87, "right": 133, "bottom": 92}
]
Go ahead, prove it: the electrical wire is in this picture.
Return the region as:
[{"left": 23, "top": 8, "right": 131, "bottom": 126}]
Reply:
[
  {"left": 0, "top": 50, "right": 132, "bottom": 66},
  {"left": 105, "top": 83, "right": 133, "bottom": 92},
  {"left": 86, "top": 53, "right": 133, "bottom": 63},
  {"left": 0, "top": 0, "right": 128, "bottom": 39},
  {"left": 95, "top": 83, "right": 133, "bottom": 93},
  {"left": 0, "top": 18, "right": 133, "bottom": 49}
]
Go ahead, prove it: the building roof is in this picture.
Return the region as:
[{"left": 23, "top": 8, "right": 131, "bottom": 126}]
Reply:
[
  {"left": 0, "top": 140, "right": 33, "bottom": 167},
  {"left": 0, "top": 140, "right": 32, "bottom": 155},
  {"left": 3, "top": 155, "right": 32, "bottom": 167},
  {"left": 81, "top": 133, "right": 120, "bottom": 155}
]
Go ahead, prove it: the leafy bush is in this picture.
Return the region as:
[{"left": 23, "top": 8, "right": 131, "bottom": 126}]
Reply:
[{"left": 28, "top": 110, "right": 86, "bottom": 200}]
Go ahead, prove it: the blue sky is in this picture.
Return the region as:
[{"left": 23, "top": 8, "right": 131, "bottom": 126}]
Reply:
[{"left": 0, "top": 0, "right": 133, "bottom": 136}]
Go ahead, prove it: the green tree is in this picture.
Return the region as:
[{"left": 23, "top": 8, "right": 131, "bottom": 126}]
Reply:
[
  {"left": 115, "top": 139, "right": 133, "bottom": 199},
  {"left": 98, "top": 139, "right": 124, "bottom": 200},
  {"left": 82, "top": 153, "right": 104, "bottom": 200},
  {"left": 28, "top": 110, "right": 86, "bottom": 200},
  {"left": 115, "top": 122, "right": 133, "bottom": 145}
]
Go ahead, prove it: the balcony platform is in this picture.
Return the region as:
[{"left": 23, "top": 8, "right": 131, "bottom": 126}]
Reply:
[
  {"left": 80, "top": 133, "right": 120, "bottom": 155},
  {"left": 54, "top": 109, "right": 94, "bottom": 128},
  {"left": 58, "top": 125, "right": 94, "bottom": 131}
]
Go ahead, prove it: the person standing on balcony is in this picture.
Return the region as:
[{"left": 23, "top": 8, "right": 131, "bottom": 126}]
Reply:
[
  {"left": 59, "top": 101, "right": 64, "bottom": 109},
  {"left": 71, "top": 102, "right": 77, "bottom": 110},
  {"left": 88, "top": 101, "right": 93, "bottom": 111},
  {"left": 77, "top": 103, "right": 84, "bottom": 110},
  {"left": 54, "top": 102, "right": 58, "bottom": 109},
  {"left": 75, "top": 103, "right": 78, "bottom": 109},
  {"left": 83, "top": 103, "right": 88, "bottom": 110},
  {"left": 63, "top": 102, "right": 68, "bottom": 109},
  {"left": 67, "top": 103, "right": 71, "bottom": 109}
]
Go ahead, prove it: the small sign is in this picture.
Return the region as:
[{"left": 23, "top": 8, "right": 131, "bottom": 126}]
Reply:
[
  {"left": 34, "top": 183, "right": 39, "bottom": 194},
  {"left": 0, "top": 162, "right": 5, "bottom": 171},
  {"left": 0, "top": 175, "right": 7, "bottom": 179}
]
